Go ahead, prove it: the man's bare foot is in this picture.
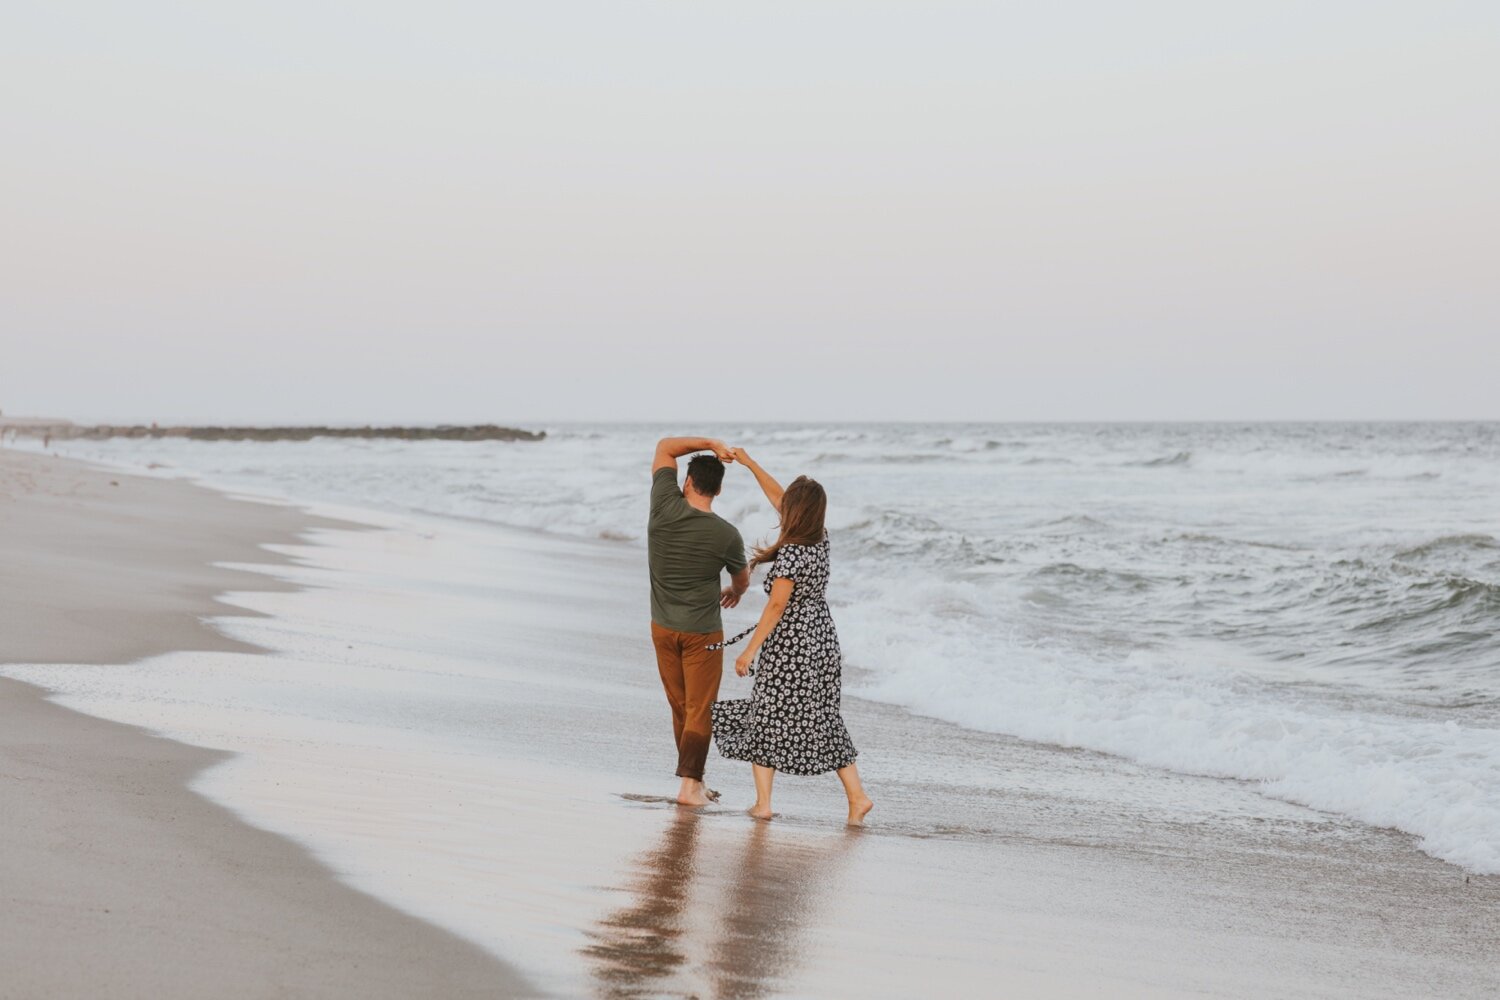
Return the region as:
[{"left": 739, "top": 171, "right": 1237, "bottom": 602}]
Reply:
[
  {"left": 676, "top": 778, "right": 710, "bottom": 807},
  {"left": 846, "top": 796, "right": 874, "bottom": 826},
  {"left": 747, "top": 804, "right": 774, "bottom": 820}
]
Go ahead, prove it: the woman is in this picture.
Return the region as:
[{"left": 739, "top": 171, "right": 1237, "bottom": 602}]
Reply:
[{"left": 711, "top": 448, "right": 873, "bottom": 826}]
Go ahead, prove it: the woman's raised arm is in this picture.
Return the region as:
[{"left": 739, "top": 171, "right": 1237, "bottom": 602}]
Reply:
[{"left": 731, "top": 448, "right": 783, "bottom": 511}]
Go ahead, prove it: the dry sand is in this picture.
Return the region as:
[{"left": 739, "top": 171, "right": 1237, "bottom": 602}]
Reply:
[{"left": 0, "top": 449, "right": 531, "bottom": 999}]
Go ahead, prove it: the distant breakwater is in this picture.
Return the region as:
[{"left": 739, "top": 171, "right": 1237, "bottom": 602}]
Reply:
[{"left": 4, "top": 423, "right": 545, "bottom": 443}]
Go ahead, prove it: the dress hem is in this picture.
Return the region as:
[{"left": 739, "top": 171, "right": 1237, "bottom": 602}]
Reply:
[{"left": 715, "top": 749, "right": 859, "bottom": 777}]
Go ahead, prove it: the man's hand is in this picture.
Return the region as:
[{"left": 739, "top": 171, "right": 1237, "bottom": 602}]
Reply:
[
  {"left": 720, "top": 586, "right": 741, "bottom": 609},
  {"left": 709, "top": 440, "right": 734, "bottom": 463},
  {"left": 726, "top": 566, "right": 751, "bottom": 604},
  {"left": 735, "top": 650, "right": 755, "bottom": 677}
]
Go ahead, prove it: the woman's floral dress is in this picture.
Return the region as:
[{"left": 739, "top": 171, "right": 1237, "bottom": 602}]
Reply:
[{"left": 712, "top": 536, "right": 858, "bottom": 776}]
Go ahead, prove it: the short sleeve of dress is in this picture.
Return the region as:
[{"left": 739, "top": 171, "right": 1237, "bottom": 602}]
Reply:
[{"left": 768, "top": 544, "right": 803, "bottom": 582}]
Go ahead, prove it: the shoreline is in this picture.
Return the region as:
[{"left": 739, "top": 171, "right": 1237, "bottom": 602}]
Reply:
[{"left": 0, "top": 448, "right": 531, "bottom": 998}]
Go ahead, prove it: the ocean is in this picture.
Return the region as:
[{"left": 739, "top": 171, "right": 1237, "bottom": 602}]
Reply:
[{"left": 20, "top": 420, "right": 1499, "bottom": 880}]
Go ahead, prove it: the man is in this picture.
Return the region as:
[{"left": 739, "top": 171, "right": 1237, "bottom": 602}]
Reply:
[{"left": 648, "top": 436, "right": 750, "bottom": 806}]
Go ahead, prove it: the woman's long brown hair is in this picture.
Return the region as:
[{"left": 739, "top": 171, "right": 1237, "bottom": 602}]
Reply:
[{"left": 749, "top": 476, "right": 827, "bottom": 570}]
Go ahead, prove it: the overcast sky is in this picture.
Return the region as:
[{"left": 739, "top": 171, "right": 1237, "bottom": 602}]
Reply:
[{"left": 2, "top": 2, "right": 1496, "bottom": 424}]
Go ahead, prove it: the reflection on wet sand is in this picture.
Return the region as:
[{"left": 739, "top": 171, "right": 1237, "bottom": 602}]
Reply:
[
  {"left": 583, "top": 810, "right": 858, "bottom": 999},
  {"left": 707, "top": 820, "right": 854, "bottom": 1000},
  {"left": 583, "top": 808, "right": 703, "bottom": 996}
]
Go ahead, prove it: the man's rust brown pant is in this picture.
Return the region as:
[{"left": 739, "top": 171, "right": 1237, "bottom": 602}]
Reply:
[{"left": 650, "top": 623, "right": 724, "bottom": 781}]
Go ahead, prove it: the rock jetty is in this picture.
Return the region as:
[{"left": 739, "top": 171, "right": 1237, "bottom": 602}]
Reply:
[{"left": 4, "top": 423, "right": 544, "bottom": 443}]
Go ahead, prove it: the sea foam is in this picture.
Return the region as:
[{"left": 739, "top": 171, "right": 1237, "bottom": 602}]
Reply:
[{"left": 842, "top": 603, "right": 1500, "bottom": 874}]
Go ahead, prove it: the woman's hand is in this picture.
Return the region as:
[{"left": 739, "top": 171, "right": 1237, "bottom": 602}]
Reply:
[
  {"left": 735, "top": 649, "right": 755, "bottom": 677},
  {"left": 730, "top": 447, "right": 753, "bottom": 467}
]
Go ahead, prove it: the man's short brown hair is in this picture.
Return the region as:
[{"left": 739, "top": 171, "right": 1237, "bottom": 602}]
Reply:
[{"left": 685, "top": 454, "right": 725, "bottom": 496}]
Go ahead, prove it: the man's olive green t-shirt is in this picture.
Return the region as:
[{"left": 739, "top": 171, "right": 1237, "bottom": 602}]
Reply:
[{"left": 648, "top": 467, "right": 747, "bottom": 634}]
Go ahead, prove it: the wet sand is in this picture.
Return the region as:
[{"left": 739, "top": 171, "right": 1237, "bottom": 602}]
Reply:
[{"left": 0, "top": 449, "right": 531, "bottom": 998}]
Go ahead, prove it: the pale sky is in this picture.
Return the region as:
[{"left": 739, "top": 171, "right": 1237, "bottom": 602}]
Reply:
[{"left": 2, "top": 2, "right": 1496, "bottom": 424}]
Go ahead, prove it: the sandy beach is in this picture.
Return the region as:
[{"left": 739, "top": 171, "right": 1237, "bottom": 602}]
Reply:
[
  {"left": 0, "top": 449, "right": 531, "bottom": 998},
  {"left": 3, "top": 445, "right": 1498, "bottom": 998},
  {"left": 7, "top": 0, "right": 1495, "bottom": 991}
]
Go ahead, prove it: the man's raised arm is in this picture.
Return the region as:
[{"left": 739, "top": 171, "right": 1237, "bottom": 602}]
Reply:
[{"left": 652, "top": 437, "right": 734, "bottom": 473}]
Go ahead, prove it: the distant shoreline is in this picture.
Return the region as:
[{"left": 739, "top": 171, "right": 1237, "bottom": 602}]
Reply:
[{"left": 1, "top": 421, "right": 544, "bottom": 442}]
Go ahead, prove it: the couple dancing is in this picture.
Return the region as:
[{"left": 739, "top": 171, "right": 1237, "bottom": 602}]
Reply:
[{"left": 647, "top": 436, "right": 873, "bottom": 825}]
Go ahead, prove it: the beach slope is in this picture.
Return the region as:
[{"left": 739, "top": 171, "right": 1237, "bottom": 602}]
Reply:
[{"left": 0, "top": 450, "right": 530, "bottom": 999}]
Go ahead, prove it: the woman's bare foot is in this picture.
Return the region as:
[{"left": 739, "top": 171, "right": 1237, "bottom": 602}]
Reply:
[
  {"left": 747, "top": 804, "right": 775, "bottom": 820},
  {"left": 846, "top": 796, "right": 874, "bottom": 826}
]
